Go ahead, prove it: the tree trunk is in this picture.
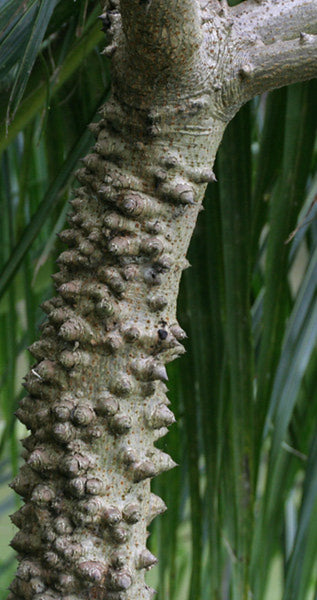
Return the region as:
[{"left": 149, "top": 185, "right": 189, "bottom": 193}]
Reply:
[{"left": 9, "top": 1, "right": 317, "bottom": 599}]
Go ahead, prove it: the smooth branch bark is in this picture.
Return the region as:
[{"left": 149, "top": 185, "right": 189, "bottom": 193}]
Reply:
[
  {"left": 232, "top": 0, "right": 317, "bottom": 100},
  {"left": 9, "top": 1, "right": 316, "bottom": 599}
]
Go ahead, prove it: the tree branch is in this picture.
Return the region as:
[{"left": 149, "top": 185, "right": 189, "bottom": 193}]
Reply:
[
  {"left": 232, "top": 0, "right": 317, "bottom": 44},
  {"left": 238, "top": 33, "right": 317, "bottom": 99},
  {"left": 230, "top": 0, "right": 317, "bottom": 102}
]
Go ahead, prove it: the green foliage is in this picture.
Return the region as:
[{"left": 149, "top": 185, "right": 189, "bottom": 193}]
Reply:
[{"left": 0, "top": 2, "right": 316, "bottom": 599}]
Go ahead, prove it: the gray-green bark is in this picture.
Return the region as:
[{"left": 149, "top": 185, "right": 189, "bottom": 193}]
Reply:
[{"left": 9, "top": 1, "right": 317, "bottom": 599}]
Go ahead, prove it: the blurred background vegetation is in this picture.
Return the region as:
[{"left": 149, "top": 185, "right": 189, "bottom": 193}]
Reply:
[{"left": 0, "top": 1, "right": 316, "bottom": 599}]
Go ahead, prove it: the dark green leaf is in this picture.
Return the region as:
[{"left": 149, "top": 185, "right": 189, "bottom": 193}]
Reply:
[
  {"left": 0, "top": 1, "right": 38, "bottom": 82},
  {"left": 6, "top": 0, "right": 58, "bottom": 122}
]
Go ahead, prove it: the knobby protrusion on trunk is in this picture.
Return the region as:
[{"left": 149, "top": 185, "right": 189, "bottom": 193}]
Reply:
[{"left": 9, "top": 0, "right": 317, "bottom": 598}]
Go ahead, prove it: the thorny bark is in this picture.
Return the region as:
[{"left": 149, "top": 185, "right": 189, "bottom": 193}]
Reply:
[{"left": 9, "top": 1, "right": 317, "bottom": 599}]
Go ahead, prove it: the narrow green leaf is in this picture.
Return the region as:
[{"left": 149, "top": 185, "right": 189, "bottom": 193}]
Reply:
[
  {"left": 256, "top": 81, "right": 317, "bottom": 445},
  {"left": 0, "top": 0, "right": 27, "bottom": 38},
  {"left": 283, "top": 430, "right": 317, "bottom": 600},
  {"left": 218, "top": 102, "right": 255, "bottom": 598},
  {"left": 6, "top": 0, "right": 58, "bottom": 122},
  {"left": 288, "top": 173, "right": 317, "bottom": 262},
  {"left": 266, "top": 246, "right": 317, "bottom": 461},
  {"left": 251, "top": 88, "right": 287, "bottom": 263},
  {"left": 252, "top": 248, "right": 317, "bottom": 600},
  {"left": 0, "top": 1, "right": 37, "bottom": 60},
  {"left": 0, "top": 151, "right": 19, "bottom": 472},
  {"left": 0, "top": 21, "right": 105, "bottom": 154}
]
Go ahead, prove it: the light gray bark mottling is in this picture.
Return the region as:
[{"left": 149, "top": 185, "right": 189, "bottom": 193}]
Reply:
[{"left": 9, "top": 1, "right": 317, "bottom": 599}]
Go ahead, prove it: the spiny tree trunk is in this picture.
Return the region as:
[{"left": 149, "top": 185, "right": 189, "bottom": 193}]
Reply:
[{"left": 9, "top": 1, "right": 317, "bottom": 599}]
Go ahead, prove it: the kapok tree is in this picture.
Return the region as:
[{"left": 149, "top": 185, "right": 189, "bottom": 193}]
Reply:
[{"left": 9, "top": 1, "right": 317, "bottom": 599}]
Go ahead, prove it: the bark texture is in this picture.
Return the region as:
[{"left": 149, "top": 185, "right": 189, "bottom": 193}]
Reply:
[{"left": 9, "top": 1, "right": 317, "bottom": 599}]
